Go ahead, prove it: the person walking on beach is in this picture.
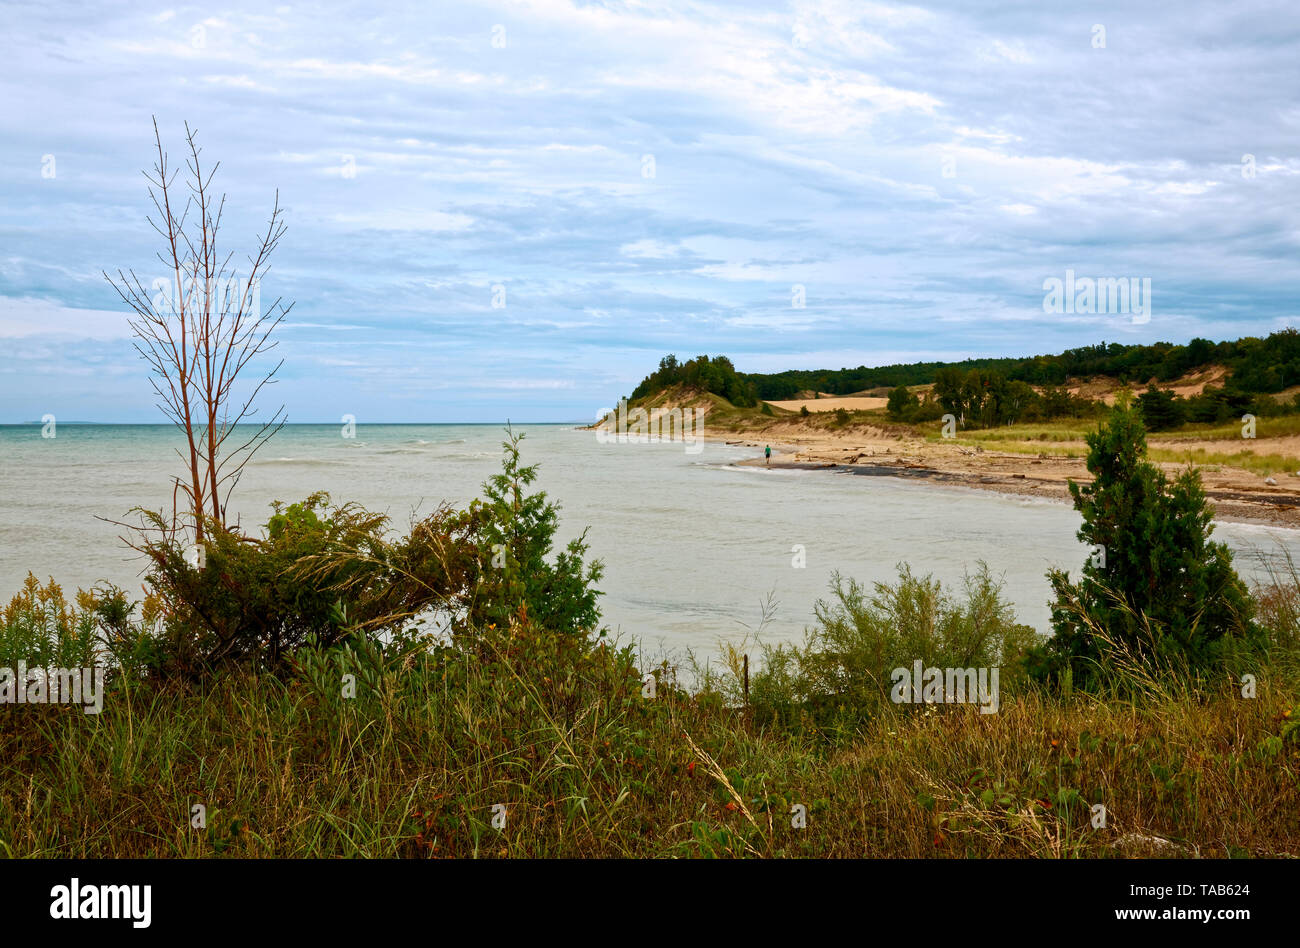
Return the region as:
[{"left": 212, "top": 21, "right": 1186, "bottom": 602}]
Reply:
[{"left": 765, "top": 444, "right": 771, "bottom": 466}]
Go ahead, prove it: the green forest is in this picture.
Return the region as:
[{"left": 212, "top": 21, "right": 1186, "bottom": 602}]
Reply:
[
  {"left": 629, "top": 329, "right": 1300, "bottom": 431},
  {"left": 734, "top": 330, "right": 1300, "bottom": 399}
]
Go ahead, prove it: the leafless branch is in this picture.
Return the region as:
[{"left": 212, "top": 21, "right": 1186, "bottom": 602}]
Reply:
[{"left": 104, "top": 117, "right": 292, "bottom": 544}]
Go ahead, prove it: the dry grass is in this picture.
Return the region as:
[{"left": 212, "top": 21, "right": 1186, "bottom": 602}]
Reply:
[{"left": 1, "top": 634, "right": 1295, "bottom": 858}]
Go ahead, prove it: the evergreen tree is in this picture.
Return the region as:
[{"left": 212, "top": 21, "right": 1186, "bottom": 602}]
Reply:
[
  {"left": 1136, "top": 385, "right": 1185, "bottom": 431},
  {"left": 459, "top": 429, "right": 604, "bottom": 639},
  {"left": 1043, "top": 397, "right": 1259, "bottom": 686},
  {"left": 886, "top": 384, "right": 918, "bottom": 419}
]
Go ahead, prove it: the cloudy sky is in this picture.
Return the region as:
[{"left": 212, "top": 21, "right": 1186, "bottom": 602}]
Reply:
[{"left": 2, "top": 0, "right": 1298, "bottom": 422}]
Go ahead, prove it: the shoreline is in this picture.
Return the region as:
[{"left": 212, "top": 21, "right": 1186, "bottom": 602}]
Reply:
[
  {"left": 739, "top": 451, "right": 1300, "bottom": 529},
  {"left": 710, "top": 433, "right": 1300, "bottom": 529},
  {"left": 585, "top": 409, "right": 1300, "bottom": 527}
]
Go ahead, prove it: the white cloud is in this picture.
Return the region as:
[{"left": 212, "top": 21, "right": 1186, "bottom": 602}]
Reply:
[
  {"left": 620, "top": 239, "right": 680, "bottom": 259},
  {"left": 0, "top": 298, "right": 132, "bottom": 341},
  {"left": 3, "top": 0, "right": 1299, "bottom": 421},
  {"left": 330, "top": 210, "right": 475, "bottom": 232}
]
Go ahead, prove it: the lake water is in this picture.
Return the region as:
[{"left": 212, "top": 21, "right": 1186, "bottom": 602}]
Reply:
[{"left": 3, "top": 423, "right": 1299, "bottom": 658}]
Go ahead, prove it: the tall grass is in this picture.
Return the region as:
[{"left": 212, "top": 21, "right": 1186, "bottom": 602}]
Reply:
[
  {"left": 3, "top": 572, "right": 1296, "bottom": 858},
  {"left": 1149, "top": 414, "right": 1300, "bottom": 441},
  {"left": 1144, "top": 447, "right": 1296, "bottom": 477},
  {"left": 930, "top": 427, "right": 1298, "bottom": 477}
]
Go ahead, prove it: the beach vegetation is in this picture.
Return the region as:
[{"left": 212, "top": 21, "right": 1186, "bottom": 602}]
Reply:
[
  {"left": 3, "top": 429, "right": 1298, "bottom": 857},
  {"left": 1039, "top": 399, "right": 1262, "bottom": 689},
  {"left": 90, "top": 431, "right": 601, "bottom": 681},
  {"left": 746, "top": 562, "right": 1038, "bottom": 731},
  {"left": 0, "top": 574, "right": 100, "bottom": 668}
]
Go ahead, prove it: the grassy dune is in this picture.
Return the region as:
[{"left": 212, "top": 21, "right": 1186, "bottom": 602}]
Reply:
[
  {"left": 2, "top": 634, "right": 1296, "bottom": 858},
  {"left": 614, "top": 379, "right": 1300, "bottom": 484}
]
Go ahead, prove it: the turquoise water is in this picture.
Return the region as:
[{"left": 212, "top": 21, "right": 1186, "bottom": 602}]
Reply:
[{"left": 3, "top": 422, "right": 1299, "bottom": 655}]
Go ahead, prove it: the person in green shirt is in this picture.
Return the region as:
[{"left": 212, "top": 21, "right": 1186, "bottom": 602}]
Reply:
[{"left": 765, "top": 444, "right": 771, "bottom": 466}]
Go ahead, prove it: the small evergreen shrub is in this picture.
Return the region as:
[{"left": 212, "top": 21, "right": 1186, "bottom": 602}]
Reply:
[{"left": 1039, "top": 398, "right": 1261, "bottom": 689}]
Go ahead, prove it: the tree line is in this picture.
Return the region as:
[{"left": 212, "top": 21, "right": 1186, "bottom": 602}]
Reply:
[
  {"left": 628, "top": 354, "right": 760, "bottom": 408},
  {"left": 631, "top": 330, "right": 1300, "bottom": 431},
  {"left": 736, "top": 330, "right": 1300, "bottom": 402}
]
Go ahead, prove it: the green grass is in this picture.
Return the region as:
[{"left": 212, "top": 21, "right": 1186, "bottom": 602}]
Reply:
[
  {"left": 933, "top": 438, "right": 1086, "bottom": 460},
  {"left": 912, "top": 415, "right": 1300, "bottom": 477},
  {"left": 2, "top": 626, "right": 1296, "bottom": 858},
  {"left": 1148, "top": 414, "right": 1300, "bottom": 442},
  {"left": 1145, "top": 448, "right": 1297, "bottom": 478},
  {"left": 930, "top": 439, "right": 1296, "bottom": 476},
  {"left": 622, "top": 385, "right": 777, "bottom": 432},
  {"left": 947, "top": 420, "right": 1099, "bottom": 444},
  {"left": 922, "top": 413, "right": 1300, "bottom": 447}
]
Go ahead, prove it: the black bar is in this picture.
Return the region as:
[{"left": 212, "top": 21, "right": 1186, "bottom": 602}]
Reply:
[{"left": 1, "top": 858, "right": 1282, "bottom": 935}]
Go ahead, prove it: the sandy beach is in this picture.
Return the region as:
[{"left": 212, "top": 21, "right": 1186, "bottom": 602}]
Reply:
[
  {"left": 592, "top": 385, "right": 1300, "bottom": 527},
  {"left": 722, "top": 422, "right": 1300, "bottom": 527}
]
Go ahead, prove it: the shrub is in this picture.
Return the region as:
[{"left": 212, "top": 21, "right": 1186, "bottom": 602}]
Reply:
[
  {"left": 886, "top": 385, "right": 919, "bottom": 419},
  {"left": 0, "top": 574, "right": 100, "bottom": 667},
  {"left": 1041, "top": 398, "right": 1260, "bottom": 689},
  {"left": 751, "top": 562, "right": 1038, "bottom": 730},
  {"left": 112, "top": 430, "right": 601, "bottom": 679},
  {"left": 909, "top": 394, "right": 945, "bottom": 423},
  {"left": 1137, "top": 385, "right": 1185, "bottom": 431},
  {"left": 123, "top": 494, "right": 465, "bottom": 677},
  {"left": 456, "top": 429, "right": 604, "bottom": 643}
]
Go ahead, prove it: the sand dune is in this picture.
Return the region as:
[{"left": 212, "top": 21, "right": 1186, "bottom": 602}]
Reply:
[{"left": 767, "top": 396, "right": 888, "bottom": 413}]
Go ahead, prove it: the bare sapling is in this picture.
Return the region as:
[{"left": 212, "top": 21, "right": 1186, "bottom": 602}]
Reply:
[{"left": 105, "top": 117, "right": 293, "bottom": 544}]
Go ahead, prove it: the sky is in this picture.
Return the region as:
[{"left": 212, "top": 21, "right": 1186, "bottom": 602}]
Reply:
[{"left": 2, "top": 0, "right": 1298, "bottom": 423}]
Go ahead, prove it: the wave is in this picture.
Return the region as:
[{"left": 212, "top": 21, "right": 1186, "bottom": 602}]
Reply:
[
  {"left": 250, "top": 456, "right": 342, "bottom": 467},
  {"left": 719, "top": 463, "right": 813, "bottom": 476}
]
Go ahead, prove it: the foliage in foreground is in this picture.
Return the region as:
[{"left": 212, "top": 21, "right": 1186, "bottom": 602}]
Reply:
[
  {"left": 0, "top": 618, "right": 1296, "bottom": 858},
  {"left": 72, "top": 430, "right": 603, "bottom": 680},
  {"left": 747, "top": 563, "right": 1039, "bottom": 731},
  {"left": 0, "top": 575, "right": 98, "bottom": 669},
  {"left": 1042, "top": 399, "right": 1262, "bottom": 689}
]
